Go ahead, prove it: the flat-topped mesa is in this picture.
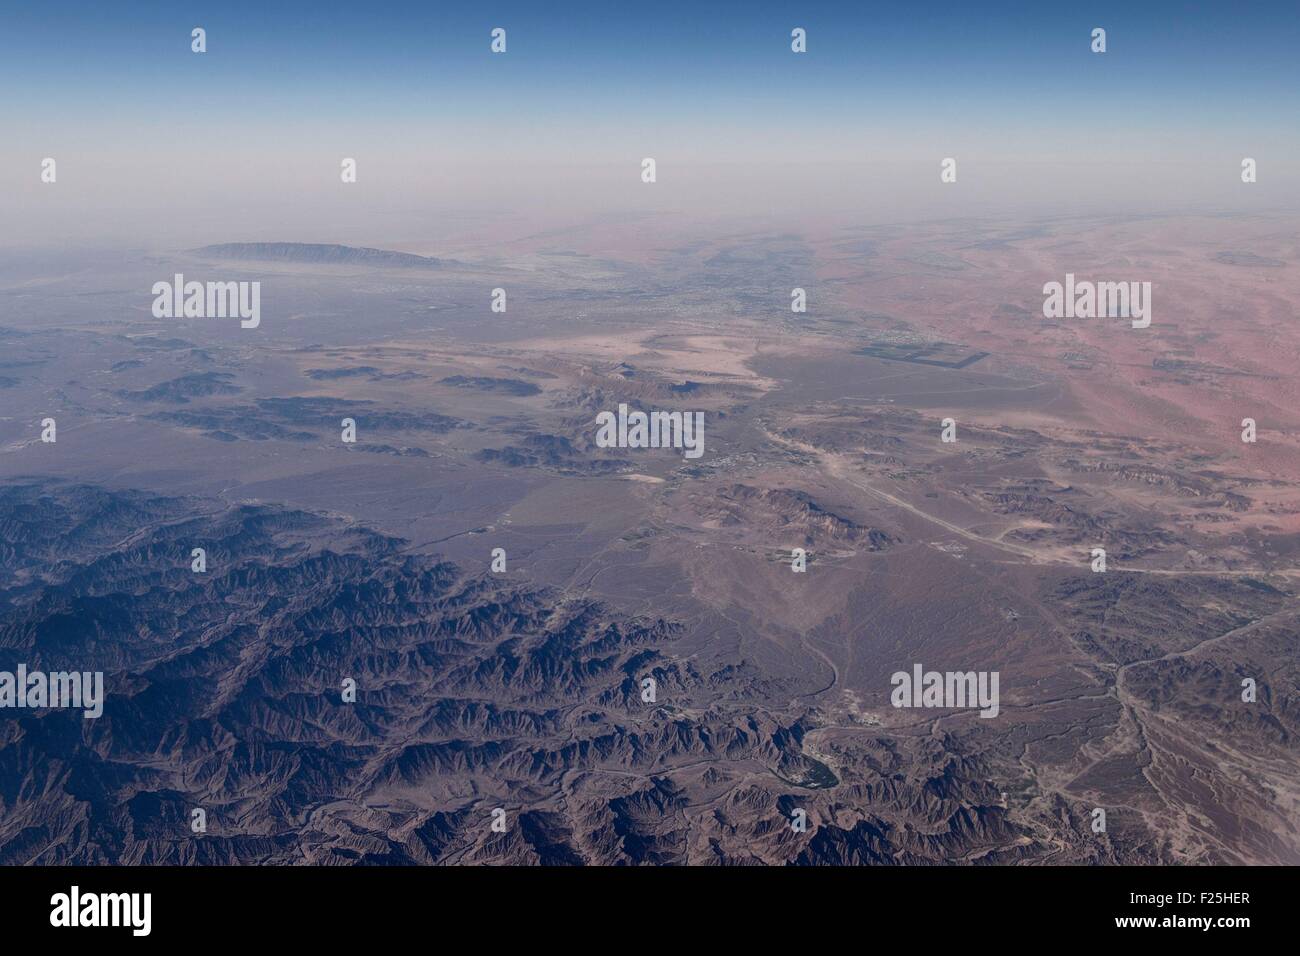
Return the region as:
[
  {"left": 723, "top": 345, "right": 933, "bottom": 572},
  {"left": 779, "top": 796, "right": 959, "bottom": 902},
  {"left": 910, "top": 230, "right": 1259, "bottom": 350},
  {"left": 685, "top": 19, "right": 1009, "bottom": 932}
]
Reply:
[{"left": 189, "top": 242, "right": 452, "bottom": 269}]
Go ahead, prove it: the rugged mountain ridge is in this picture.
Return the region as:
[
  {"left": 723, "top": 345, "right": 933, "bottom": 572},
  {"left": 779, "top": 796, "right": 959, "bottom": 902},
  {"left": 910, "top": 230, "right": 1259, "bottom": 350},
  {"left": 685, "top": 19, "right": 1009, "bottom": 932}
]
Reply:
[{"left": 0, "top": 482, "right": 1221, "bottom": 864}]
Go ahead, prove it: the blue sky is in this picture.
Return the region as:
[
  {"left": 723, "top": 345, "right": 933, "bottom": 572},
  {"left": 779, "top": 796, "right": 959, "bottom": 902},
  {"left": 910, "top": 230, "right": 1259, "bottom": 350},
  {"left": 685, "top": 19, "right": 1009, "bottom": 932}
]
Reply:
[
  {"left": 3, "top": 1, "right": 1295, "bottom": 244},
  {"left": 4, "top": 1, "right": 1296, "bottom": 130}
]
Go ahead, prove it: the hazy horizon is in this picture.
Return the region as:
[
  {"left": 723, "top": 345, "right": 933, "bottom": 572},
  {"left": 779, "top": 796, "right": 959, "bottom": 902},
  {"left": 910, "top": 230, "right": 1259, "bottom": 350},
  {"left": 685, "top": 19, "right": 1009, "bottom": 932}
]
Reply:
[{"left": 4, "top": 1, "right": 1298, "bottom": 247}]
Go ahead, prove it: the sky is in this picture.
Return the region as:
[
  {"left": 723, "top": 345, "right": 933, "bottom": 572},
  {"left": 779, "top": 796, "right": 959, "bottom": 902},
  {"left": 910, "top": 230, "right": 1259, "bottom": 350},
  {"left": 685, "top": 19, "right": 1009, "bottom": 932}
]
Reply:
[{"left": 2, "top": 1, "right": 1297, "bottom": 246}]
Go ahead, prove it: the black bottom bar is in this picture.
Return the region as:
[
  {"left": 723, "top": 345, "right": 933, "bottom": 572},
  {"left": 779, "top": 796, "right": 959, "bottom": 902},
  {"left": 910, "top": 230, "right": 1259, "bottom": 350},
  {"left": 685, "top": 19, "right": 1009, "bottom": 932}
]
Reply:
[{"left": 0, "top": 865, "right": 1280, "bottom": 943}]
